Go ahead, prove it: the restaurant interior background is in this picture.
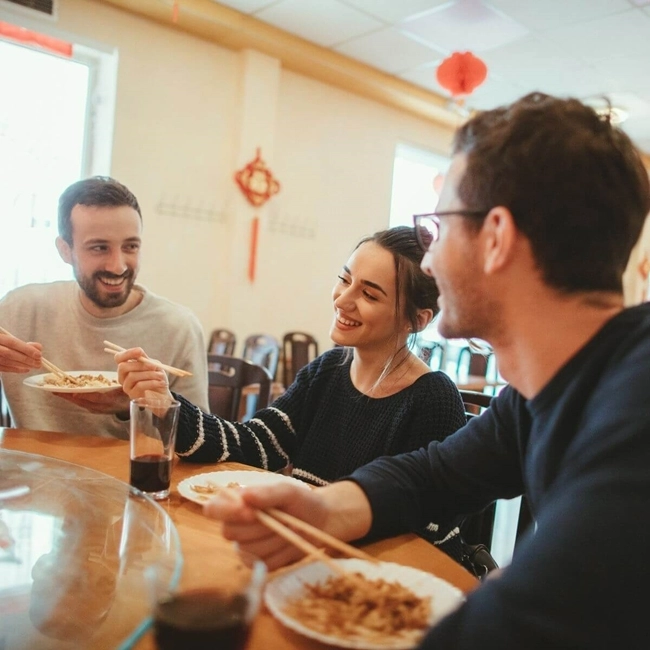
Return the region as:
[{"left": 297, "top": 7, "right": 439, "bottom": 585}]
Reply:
[
  {"left": 3, "top": 0, "right": 650, "bottom": 570},
  {"left": 2, "top": 0, "right": 650, "bottom": 354}
]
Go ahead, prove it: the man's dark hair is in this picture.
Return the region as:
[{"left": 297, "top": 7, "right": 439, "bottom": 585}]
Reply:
[
  {"left": 453, "top": 92, "right": 650, "bottom": 293},
  {"left": 58, "top": 176, "right": 142, "bottom": 245}
]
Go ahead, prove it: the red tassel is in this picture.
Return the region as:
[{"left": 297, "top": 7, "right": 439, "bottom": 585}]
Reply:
[{"left": 248, "top": 216, "right": 259, "bottom": 283}]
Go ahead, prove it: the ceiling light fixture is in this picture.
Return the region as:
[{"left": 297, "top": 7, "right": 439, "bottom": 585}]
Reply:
[{"left": 594, "top": 106, "right": 629, "bottom": 125}]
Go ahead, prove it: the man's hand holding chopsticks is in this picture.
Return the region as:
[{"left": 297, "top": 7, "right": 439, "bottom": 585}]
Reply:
[
  {"left": 203, "top": 481, "right": 374, "bottom": 570},
  {"left": 0, "top": 328, "right": 42, "bottom": 373}
]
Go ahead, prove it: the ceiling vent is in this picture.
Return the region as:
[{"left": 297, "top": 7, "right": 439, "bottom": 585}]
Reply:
[{"left": 0, "top": 0, "right": 57, "bottom": 21}]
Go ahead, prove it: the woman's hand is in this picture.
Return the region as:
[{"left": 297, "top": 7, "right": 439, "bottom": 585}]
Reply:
[{"left": 114, "top": 347, "right": 174, "bottom": 402}]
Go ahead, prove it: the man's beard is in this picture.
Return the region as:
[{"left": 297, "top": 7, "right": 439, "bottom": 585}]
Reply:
[{"left": 75, "top": 270, "right": 135, "bottom": 309}]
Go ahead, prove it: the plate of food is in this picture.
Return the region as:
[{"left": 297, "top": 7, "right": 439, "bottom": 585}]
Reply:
[
  {"left": 177, "top": 470, "right": 310, "bottom": 504},
  {"left": 23, "top": 371, "right": 121, "bottom": 393},
  {"left": 264, "top": 558, "right": 465, "bottom": 649}
]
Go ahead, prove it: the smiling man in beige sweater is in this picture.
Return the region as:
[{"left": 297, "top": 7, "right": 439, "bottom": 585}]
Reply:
[{"left": 0, "top": 176, "right": 208, "bottom": 439}]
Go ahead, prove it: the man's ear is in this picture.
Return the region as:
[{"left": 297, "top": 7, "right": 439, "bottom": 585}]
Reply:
[
  {"left": 55, "top": 236, "right": 73, "bottom": 265},
  {"left": 482, "top": 207, "right": 517, "bottom": 275}
]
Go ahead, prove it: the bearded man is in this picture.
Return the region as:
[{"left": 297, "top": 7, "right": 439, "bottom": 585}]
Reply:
[{"left": 0, "top": 176, "right": 208, "bottom": 438}]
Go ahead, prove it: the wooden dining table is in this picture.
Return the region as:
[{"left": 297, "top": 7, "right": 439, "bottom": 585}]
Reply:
[{"left": 0, "top": 427, "right": 478, "bottom": 649}]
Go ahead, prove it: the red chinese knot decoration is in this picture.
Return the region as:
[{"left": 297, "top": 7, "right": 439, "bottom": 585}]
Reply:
[
  {"left": 436, "top": 51, "right": 487, "bottom": 97},
  {"left": 234, "top": 149, "right": 281, "bottom": 283},
  {"left": 234, "top": 148, "right": 280, "bottom": 207}
]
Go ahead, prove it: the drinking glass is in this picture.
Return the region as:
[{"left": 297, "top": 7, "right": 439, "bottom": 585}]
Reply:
[
  {"left": 148, "top": 547, "right": 267, "bottom": 650},
  {"left": 129, "top": 397, "right": 180, "bottom": 500}
]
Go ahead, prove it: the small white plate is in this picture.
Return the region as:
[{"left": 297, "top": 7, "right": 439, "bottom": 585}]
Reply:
[
  {"left": 23, "top": 371, "right": 121, "bottom": 393},
  {"left": 264, "top": 558, "right": 465, "bottom": 650},
  {"left": 177, "top": 470, "right": 309, "bottom": 504}
]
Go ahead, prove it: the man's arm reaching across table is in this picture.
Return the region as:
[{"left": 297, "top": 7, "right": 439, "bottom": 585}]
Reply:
[{"left": 203, "top": 480, "right": 373, "bottom": 570}]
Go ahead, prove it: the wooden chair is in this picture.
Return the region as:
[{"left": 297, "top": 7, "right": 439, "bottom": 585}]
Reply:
[
  {"left": 282, "top": 332, "right": 319, "bottom": 387},
  {"left": 207, "top": 354, "right": 272, "bottom": 421},
  {"left": 242, "top": 334, "right": 281, "bottom": 380},
  {"left": 207, "top": 328, "right": 236, "bottom": 356}
]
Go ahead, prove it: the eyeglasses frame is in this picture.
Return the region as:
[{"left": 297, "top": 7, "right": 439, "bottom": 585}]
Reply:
[{"left": 413, "top": 210, "right": 490, "bottom": 251}]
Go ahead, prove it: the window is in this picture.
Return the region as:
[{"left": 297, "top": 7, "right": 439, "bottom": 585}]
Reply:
[
  {"left": 389, "top": 143, "right": 449, "bottom": 228},
  {"left": 0, "top": 30, "right": 116, "bottom": 299}
]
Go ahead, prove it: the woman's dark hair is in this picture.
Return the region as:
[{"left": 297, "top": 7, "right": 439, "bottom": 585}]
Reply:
[
  {"left": 453, "top": 92, "right": 650, "bottom": 293},
  {"left": 356, "top": 225, "right": 440, "bottom": 335},
  {"left": 58, "top": 176, "right": 142, "bottom": 245}
]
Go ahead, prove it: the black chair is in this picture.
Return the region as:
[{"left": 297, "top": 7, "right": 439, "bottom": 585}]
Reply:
[
  {"left": 242, "top": 334, "right": 281, "bottom": 380},
  {"left": 207, "top": 354, "right": 272, "bottom": 421},
  {"left": 207, "top": 328, "right": 236, "bottom": 356},
  {"left": 458, "top": 390, "right": 533, "bottom": 558},
  {"left": 417, "top": 341, "right": 445, "bottom": 371},
  {"left": 282, "top": 332, "right": 319, "bottom": 387},
  {"left": 457, "top": 390, "right": 497, "bottom": 551},
  {"left": 456, "top": 346, "right": 495, "bottom": 380},
  {"left": 0, "top": 378, "right": 12, "bottom": 427}
]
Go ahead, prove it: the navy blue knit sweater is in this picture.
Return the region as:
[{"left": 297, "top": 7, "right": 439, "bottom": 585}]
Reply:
[
  {"left": 350, "top": 302, "right": 650, "bottom": 649},
  {"left": 174, "top": 347, "right": 467, "bottom": 552}
]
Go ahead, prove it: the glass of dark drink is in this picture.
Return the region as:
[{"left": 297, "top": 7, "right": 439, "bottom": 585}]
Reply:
[
  {"left": 129, "top": 397, "right": 180, "bottom": 500},
  {"left": 149, "top": 548, "right": 267, "bottom": 650}
]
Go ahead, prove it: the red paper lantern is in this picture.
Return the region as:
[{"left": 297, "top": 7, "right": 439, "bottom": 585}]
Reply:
[{"left": 436, "top": 51, "right": 487, "bottom": 97}]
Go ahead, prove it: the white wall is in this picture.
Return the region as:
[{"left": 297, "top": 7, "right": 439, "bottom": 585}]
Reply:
[{"left": 5, "top": 0, "right": 455, "bottom": 352}]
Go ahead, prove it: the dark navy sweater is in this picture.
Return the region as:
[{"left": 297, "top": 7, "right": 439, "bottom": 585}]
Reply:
[{"left": 350, "top": 302, "right": 650, "bottom": 649}]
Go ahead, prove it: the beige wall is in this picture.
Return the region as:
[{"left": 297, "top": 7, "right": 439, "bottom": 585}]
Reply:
[{"left": 22, "top": 0, "right": 453, "bottom": 352}]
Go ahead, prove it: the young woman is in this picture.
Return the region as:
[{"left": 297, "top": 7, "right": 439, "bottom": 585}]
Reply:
[{"left": 115, "top": 226, "right": 467, "bottom": 556}]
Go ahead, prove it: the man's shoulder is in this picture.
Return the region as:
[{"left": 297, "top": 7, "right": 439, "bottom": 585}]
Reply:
[
  {"left": 0, "top": 281, "right": 74, "bottom": 306},
  {"left": 137, "top": 286, "right": 200, "bottom": 320}
]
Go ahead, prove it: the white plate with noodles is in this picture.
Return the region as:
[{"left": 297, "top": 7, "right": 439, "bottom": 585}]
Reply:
[
  {"left": 264, "top": 558, "right": 465, "bottom": 650},
  {"left": 177, "top": 470, "right": 310, "bottom": 504},
  {"left": 23, "top": 371, "right": 121, "bottom": 393}
]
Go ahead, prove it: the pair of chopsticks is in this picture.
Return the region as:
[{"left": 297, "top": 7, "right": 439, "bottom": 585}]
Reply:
[
  {"left": 103, "top": 340, "right": 193, "bottom": 378},
  {"left": 0, "top": 326, "right": 82, "bottom": 386},
  {"left": 206, "top": 484, "right": 378, "bottom": 577}
]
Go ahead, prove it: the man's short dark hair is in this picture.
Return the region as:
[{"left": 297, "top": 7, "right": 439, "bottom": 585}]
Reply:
[
  {"left": 453, "top": 92, "right": 650, "bottom": 293},
  {"left": 58, "top": 176, "right": 142, "bottom": 245}
]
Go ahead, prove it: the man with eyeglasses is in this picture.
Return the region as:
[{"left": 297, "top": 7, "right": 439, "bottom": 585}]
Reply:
[{"left": 205, "top": 93, "right": 650, "bottom": 649}]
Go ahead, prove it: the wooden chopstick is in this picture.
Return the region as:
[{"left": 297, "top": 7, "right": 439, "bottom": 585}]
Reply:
[
  {"left": 200, "top": 483, "right": 375, "bottom": 573},
  {"left": 253, "top": 509, "right": 347, "bottom": 576},
  {"left": 0, "top": 326, "right": 82, "bottom": 385},
  {"left": 103, "top": 340, "right": 193, "bottom": 378},
  {"left": 266, "top": 507, "right": 378, "bottom": 564}
]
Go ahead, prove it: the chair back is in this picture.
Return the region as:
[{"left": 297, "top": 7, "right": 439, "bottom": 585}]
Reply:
[
  {"left": 458, "top": 390, "right": 497, "bottom": 551},
  {"left": 242, "top": 334, "right": 280, "bottom": 379},
  {"left": 207, "top": 354, "right": 272, "bottom": 421},
  {"left": 459, "top": 389, "right": 493, "bottom": 418},
  {"left": 0, "top": 378, "right": 12, "bottom": 427},
  {"left": 458, "top": 389, "right": 533, "bottom": 561},
  {"left": 456, "top": 346, "right": 494, "bottom": 380},
  {"left": 417, "top": 341, "right": 445, "bottom": 371},
  {"left": 282, "top": 332, "right": 319, "bottom": 387},
  {"left": 207, "top": 328, "right": 236, "bottom": 356}
]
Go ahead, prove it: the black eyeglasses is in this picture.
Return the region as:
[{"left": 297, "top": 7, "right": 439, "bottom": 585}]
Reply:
[{"left": 413, "top": 210, "right": 489, "bottom": 252}]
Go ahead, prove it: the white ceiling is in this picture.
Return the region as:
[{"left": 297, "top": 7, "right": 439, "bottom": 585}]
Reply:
[{"left": 211, "top": 0, "right": 650, "bottom": 153}]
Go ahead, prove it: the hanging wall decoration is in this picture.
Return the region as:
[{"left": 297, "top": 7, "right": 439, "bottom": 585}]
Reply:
[
  {"left": 436, "top": 51, "right": 487, "bottom": 100},
  {"left": 234, "top": 148, "right": 281, "bottom": 283}
]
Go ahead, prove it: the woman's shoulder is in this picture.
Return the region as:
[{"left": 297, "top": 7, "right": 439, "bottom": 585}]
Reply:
[
  {"left": 292, "top": 346, "right": 349, "bottom": 385},
  {"left": 410, "top": 369, "right": 460, "bottom": 394}
]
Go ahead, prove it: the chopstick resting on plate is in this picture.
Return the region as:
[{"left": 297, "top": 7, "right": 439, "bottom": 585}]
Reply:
[
  {"left": 103, "top": 340, "right": 193, "bottom": 378},
  {"left": 0, "top": 326, "right": 82, "bottom": 386},
  {"left": 205, "top": 483, "right": 378, "bottom": 576}
]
